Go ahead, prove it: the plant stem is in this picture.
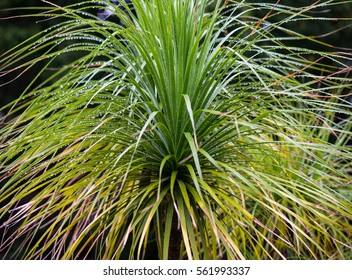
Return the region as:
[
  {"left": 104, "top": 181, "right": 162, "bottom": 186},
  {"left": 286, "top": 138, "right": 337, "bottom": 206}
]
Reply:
[{"left": 168, "top": 208, "right": 182, "bottom": 260}]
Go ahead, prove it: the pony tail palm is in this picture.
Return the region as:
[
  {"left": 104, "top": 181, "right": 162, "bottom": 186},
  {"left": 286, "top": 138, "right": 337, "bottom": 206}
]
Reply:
[{"left": 0, "top": 0, "right": 351, "bottom": 259}]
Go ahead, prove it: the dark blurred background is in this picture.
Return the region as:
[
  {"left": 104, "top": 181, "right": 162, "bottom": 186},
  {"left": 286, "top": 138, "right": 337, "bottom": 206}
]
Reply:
[
  {"left": 1, "top": 0, "right": 351, "bottom": 110},
  {"left": 0, "top": 0, "right": 81, "bottom": 114}
]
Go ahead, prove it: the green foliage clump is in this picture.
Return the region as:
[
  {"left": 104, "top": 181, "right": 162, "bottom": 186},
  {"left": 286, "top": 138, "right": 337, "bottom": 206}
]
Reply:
[{"left": 0, "top": 0, "right": 351, "bottom": 260}]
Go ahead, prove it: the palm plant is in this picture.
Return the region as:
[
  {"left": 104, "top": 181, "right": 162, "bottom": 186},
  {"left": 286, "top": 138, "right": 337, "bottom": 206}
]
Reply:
[{"left": 0, "top": 0, "right": 351, "bottom": 260}]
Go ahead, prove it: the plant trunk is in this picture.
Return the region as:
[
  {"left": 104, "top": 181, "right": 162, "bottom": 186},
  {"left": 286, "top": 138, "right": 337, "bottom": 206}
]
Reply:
[{"left": 168, "top": 209, "right": 182, "bottom": 260}]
